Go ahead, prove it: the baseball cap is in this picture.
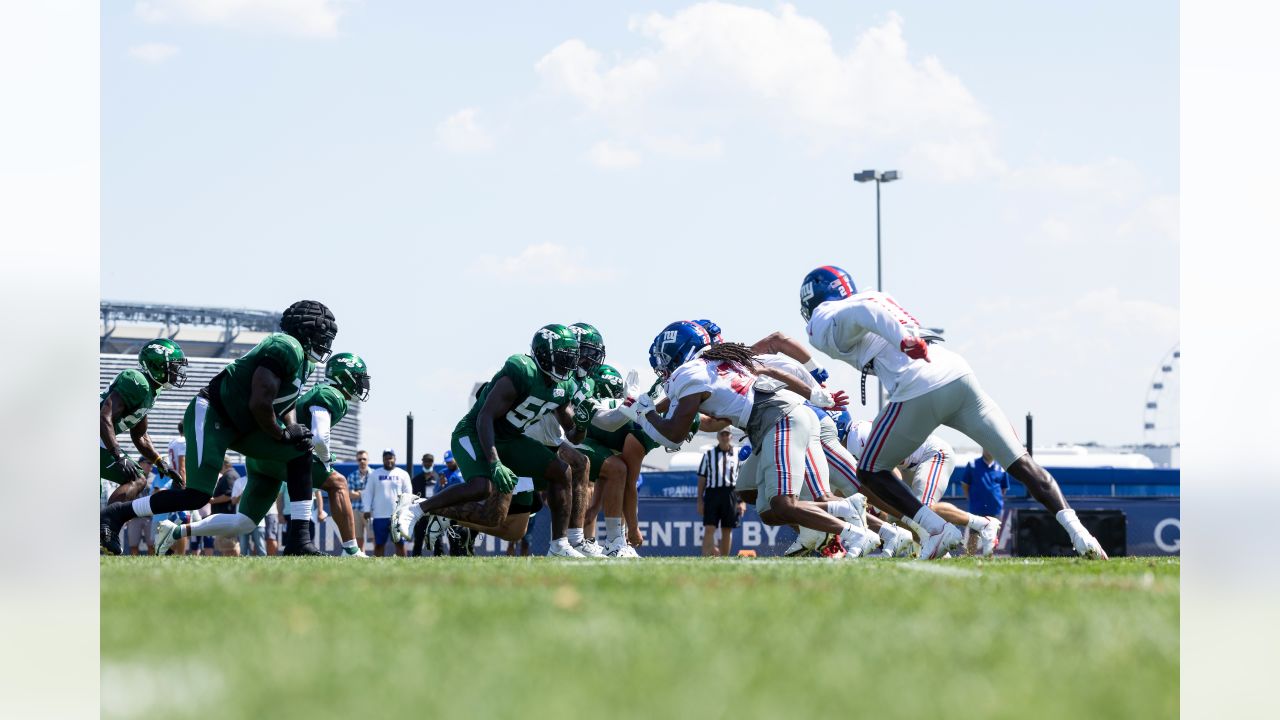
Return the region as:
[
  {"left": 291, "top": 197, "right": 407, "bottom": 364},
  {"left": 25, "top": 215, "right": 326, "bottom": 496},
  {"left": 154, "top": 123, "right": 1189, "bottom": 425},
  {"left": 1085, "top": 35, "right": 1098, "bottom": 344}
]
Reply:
[
  {"left": 382, "top": 448, "right": 395, "bottom": 456},
  {"left": 443, "top": 450, "right": 454, "bottom": 462}
]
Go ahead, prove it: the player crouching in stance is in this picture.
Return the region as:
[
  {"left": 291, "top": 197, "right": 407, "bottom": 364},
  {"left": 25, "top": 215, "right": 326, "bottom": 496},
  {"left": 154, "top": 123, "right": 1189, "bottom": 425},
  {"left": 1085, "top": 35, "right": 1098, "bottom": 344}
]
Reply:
[
  {"left": 100, "top": 339, "right": 188, "bottom": 507},
  {"left": 100, "top": 300, "right": 338, "bottom": 557},
  {"left": 154, "top": 352, "right": 372, "bottom": 557},
  {"left": 800, "top": 265, "right": 1106, "bottom": 558},
  {"left": 631, "top": 321, "right": 884, "bottom": 559},
  {"left": 393, "top": 325, "right": 584, "bottom": 557}
]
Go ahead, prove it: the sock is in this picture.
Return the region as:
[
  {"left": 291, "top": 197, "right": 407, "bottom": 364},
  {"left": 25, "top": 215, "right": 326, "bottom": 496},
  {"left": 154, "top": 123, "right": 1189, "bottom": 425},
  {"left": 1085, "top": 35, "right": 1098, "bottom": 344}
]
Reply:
[
  {"left": 187, "top": 512, "right": 254, "bottom": 538},
  {"left": 827, "top": 499, "right": 854, "bottom": 520},
  {"left": 1056, "top": 509, "right": 1084, "bottom": 535},
  {"left": 551, "top": 537, "right": 571, "bottom": 551},
  {"left": 567, "top": 528, "right": 584, "bottom": 545},
  {"left": 911, "top": 506, "right": 946, "bottom": 535},
  {"left": 967, "top": 515, "right": 990, "bottom": 531},
  {"left": 131, "top": 496, "right": 154, "bottom": 518},
  {"left": 605, "top": 517, "right": 624, "bottom": 544},
  {"left": 342, "top": 539, "right": 359, "bottom": 554},
  {"left": 290, "top": 501, "right": 313, "bottom": 522}
]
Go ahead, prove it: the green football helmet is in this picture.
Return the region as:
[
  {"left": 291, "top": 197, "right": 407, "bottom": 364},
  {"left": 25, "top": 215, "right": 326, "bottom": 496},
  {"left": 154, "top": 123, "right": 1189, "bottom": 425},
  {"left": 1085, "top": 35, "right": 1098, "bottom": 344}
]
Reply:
[
  {"left": 138, "top": 338, "right": 188, "bottom": 389},
  {"left": 325, "top": 352, "right": 371, "bottom": 401},
  {"left": 531, "top": 324, "right": 580, "bottom": 382},
  {"left": 568, "top": 322, "right": 606, "bottom": 377},
  {"left": 593, "top": 364, "right": 625, "bottom": 399}
]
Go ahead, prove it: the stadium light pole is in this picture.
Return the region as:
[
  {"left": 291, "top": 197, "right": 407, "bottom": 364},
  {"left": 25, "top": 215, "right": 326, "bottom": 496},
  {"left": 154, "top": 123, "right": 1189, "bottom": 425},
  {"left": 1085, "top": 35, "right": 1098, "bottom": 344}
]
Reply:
[{"left": 854, "top": 169, "right": 902, "bottom": 410}]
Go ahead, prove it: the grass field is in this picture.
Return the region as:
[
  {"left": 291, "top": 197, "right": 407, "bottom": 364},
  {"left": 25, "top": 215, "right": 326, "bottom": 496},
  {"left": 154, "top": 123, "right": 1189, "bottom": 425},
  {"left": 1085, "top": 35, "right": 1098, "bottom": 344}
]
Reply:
[{"left": 101, "top": 556, "right": 1178, "bottom": 720}]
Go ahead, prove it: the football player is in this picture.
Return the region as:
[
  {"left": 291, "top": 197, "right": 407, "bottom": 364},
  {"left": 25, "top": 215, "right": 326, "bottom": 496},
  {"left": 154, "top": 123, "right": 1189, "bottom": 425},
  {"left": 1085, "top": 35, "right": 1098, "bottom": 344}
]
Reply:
[
  {"left": 392, "top": 324, "right": 584, "bottom": 557},
  {"left": 99, "top": 339, "right": 188, "bottom": 505},
  {"left": 154, "top": 352, "right": 372, "bottom": 557},
  {"left": 100, "top": 300, "right": 337, "bottom": 556},
  {"left": 628, "top": 321, "right": 887, "bottom": 559},
  {"left": 799, "top": 264, "right": 1106, "bottom": 558}
]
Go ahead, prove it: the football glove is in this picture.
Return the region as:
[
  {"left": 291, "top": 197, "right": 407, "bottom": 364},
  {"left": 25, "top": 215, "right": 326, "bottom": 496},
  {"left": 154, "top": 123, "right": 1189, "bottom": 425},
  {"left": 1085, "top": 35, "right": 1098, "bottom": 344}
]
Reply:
[
  {"left": 809, "top": 386, "right": 850, "bottom": 410},
  {"left": 281, "top": 423, "right": 314, "bottom": 452},
  {"left": 900, "top": 336, "right": 930, "bottom": 362},
  {"left": 488, "top": 461, "right": 519, "bottom": 495},
  {"left": 115, "top": 452, "right": 144, "bottom": 481},
  {"left": 809, "top": 366, "right": 830, "bottom": 384},
  {"left": 154, "top": 456, "right": 180, "bottom": 482},
  {"left": 620, "top": 393, "right": 656, "bottom": 421}
]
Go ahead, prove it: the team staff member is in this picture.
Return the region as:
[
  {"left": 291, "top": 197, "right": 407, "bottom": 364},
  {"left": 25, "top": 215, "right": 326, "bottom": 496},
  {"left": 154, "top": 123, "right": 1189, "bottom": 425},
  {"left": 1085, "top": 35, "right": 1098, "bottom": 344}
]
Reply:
[
  {"left": 697, "top": 429, "right": 744, "bottom": 557},
  {"left": 348, "top": 450, "right": 372, "bottom": 553},
  {"left": 366, "top": 449, "right": 412, "bottom": 557}
]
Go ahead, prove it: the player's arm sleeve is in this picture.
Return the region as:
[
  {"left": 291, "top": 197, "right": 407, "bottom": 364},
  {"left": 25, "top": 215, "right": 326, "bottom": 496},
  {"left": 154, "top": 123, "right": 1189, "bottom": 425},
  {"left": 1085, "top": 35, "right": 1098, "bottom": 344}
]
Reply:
[
  {"left": 309, "top": 406, "right": 332, "bottom": 461},
  {"left": 636, "top": 414, "right": 683, "bottom": 451},
  {"left": 840, "top": 298, "right": 915, "bottom": 346},
  {"left": 589, "top": 400, "right": 631, "bottom": 432}
]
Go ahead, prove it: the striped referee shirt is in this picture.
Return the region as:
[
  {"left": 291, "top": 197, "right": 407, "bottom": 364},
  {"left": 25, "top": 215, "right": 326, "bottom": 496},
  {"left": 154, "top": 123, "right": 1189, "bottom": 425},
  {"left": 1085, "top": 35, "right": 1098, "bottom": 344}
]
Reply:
[{"left": 698, "top": 446, "right": 739, "bottom": 489}]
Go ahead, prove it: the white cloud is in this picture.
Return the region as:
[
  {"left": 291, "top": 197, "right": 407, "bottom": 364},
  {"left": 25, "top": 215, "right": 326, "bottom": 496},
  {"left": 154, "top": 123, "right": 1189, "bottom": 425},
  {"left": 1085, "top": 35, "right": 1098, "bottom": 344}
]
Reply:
[
  {"left": 473, "top": 243, "right": 618, "bottom": 285},
  {"left": 434, "top": 109, "right": 494, "bottom": 155},
  {"left": 134, "top": 0, "right": 351, "bottom": 38},
  {"left": 127, "top": 42, "right": 179, "bottom": 63},
  {"left": 536, "top": 4, "right": 996, "bottom": 175},
  {"left": 589, "top": 140, "right": 641, "bottom": 169}
]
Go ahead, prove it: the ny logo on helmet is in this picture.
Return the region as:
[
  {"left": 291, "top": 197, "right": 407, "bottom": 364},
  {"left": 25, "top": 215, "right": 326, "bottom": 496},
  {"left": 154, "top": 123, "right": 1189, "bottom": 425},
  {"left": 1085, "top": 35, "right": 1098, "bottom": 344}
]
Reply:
[
  {"left": 662, "top": 330, "right": 678, "bottom": 344},
  {"left": 800, "top": 283, "right": 815, "bottom": 303}
]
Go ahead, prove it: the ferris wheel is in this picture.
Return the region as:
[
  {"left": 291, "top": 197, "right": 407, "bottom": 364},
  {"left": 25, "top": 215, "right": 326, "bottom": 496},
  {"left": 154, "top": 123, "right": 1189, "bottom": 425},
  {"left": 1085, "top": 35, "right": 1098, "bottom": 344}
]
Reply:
[{"left": 1142, "top": 343, "right": 1180, "bottom": 445}]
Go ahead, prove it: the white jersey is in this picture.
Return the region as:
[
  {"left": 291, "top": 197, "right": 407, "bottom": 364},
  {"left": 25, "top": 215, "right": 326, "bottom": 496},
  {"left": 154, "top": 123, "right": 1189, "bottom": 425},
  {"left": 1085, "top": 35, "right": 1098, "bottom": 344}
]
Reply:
[
  {"left": 806, "top": 291, "right": 971, "bottom": 403},
  {"left": 665, "top": 357, "right": 756, "bottom": 429},
  {"left": 847, "top": 420, "right": 951, "bottom": 469},
  {"left": 752, "top": 353, "right": 817, "bottom": 394},
  {"left": 524, "top": 412, "right": 567, "bottom": 447},
  {"left": 167, "top": 438, "right": 186, "bottom": 470}
]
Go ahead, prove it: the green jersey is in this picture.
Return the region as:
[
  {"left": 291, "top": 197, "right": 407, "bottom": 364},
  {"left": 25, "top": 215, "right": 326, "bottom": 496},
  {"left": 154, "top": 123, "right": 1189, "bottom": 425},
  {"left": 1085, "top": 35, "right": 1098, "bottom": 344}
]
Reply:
[
  {"left": 216, "top": 333, "right": 313, "bottom": 432},
  {"left": 296, "top": 384, "right": 349, "bottom": 427},
  {"left": 458, "top": 354, "right": 578, "bottom": 439},
  {"left": 100, "top": 368, "right": 157, "bottom": 434}
]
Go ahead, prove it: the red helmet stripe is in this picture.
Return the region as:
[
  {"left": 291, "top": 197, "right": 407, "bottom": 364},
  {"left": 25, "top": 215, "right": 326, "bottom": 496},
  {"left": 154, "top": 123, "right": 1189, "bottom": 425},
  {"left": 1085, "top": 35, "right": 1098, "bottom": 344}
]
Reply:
[{"left": 819, "top": 265, "right": 853, "bottom": 297}]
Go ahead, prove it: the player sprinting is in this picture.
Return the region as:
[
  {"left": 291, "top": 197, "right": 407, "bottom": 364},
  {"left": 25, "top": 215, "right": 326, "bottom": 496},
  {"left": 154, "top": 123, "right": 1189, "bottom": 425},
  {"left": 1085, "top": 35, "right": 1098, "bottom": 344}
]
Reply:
[
  {"left": 843, "top": 419, "right": 1001, "bottom": 556},
  {"left": 629, "top": 321, "right": 889, "bottom": 559},
  {"left": 799, "top": 265, "right": 1106, "bottom": 558},
  {"left": 99, "top": 339, "right": 188, "bottom": 506},
  {"left": 392, "top": 324, "right": 585, "bottom": 557},
  {"left": 154, "top": 352, "right": 372, "bottom": 557},
  {"left": 100, "top": 300, "right": 338, "bottom": 556}
]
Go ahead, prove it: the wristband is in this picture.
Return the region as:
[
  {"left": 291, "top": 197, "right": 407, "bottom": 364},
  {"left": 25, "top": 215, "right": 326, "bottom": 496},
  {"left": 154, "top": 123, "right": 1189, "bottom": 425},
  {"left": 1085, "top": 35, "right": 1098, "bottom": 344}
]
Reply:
[{"left": 803, "top": 358, "right": 820, "bottom": 371}]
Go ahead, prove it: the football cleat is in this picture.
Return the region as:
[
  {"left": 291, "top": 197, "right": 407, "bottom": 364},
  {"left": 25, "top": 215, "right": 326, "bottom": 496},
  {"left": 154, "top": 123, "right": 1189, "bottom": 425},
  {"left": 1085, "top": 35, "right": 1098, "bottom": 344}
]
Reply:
[
  {"left": 1071, "top": 531, "right": 1109, "bottom": 560},
  {"left": 839, "top": 523, "right": 881, "bottom": 558},
  {"left": 99, "top": 506, "right": 127, "bottom": 556},
  {"left": 605, "top": 538, "right": 640, "bottom": 558},
  {"left": 920, "top": 524, "right": 964, "bottom": 560},
  {"left": 390, "top": 493, "right": 422, "bottom": 543},
  {"left": 977, "top": 516, "right": 1002, "bottom": 557},
  {"left": 547, "top": 541, "right": 587, "bottom": 558},
  {"left": 426, "top": 515, "right": 451, "bottom": 551},
  {"left": 341, "top": 546, "right": 369, "bottom": 557},
  {"left": 573, "top": 537, "right": 607, "bottom": 558},
  {"left": 153, "top": 519, "right": 181, "bottom": 557},
  {"left": 790, "top": 526, "right": 828, "bottom": 556},
  {"left": 818, "top": 534, "right": 848, "bottom": 559}
]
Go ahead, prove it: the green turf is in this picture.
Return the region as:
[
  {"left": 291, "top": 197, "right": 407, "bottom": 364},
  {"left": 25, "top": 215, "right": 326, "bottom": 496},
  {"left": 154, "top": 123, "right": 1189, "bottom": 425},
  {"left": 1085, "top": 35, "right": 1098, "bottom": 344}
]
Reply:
[{"left": 100, "top": 556, "right": 1178, "bottom": 720}]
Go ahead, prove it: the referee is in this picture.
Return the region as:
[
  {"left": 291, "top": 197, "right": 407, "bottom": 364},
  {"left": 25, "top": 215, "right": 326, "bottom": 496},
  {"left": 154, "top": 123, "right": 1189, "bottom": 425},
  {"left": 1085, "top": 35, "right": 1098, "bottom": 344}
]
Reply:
[{"left": 698, "top": 429, "right": 744, "bottom": 557}]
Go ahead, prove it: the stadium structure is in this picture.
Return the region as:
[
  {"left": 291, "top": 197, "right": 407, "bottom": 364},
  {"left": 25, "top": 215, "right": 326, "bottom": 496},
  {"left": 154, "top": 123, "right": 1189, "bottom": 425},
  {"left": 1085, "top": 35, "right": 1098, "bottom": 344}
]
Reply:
[{"left": 100, "top": 302, "right": 361, "bottom": 462}]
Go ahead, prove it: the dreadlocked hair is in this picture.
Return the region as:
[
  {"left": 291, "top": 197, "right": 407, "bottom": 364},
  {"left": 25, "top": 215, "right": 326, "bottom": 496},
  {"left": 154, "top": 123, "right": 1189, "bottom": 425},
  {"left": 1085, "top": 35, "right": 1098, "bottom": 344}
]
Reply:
[{"left": 700, "top": 342, "right": 760, "bottom": 372}]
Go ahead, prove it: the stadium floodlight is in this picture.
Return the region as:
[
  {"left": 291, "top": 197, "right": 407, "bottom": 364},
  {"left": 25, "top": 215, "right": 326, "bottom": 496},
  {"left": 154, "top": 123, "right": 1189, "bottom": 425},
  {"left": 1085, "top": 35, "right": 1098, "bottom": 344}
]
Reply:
[{"left": 853, "top": 168, "right": 903, "bottom": 409}]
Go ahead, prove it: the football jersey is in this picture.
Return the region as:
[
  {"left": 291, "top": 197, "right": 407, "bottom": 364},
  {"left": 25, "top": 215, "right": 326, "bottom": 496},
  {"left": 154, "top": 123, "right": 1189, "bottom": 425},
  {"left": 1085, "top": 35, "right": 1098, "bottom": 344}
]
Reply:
[
  {"left": 167, "top": 437, "right": 186, "bottom": 469},
  {"left": 459, "top": 354, "right": 578, "bottom": 439},
  {"left": 752, "top": 352, "right": 818, "bottom": 394},
  {"left": 806, "top": 292, "right": 971, "bottom": 403},
  {"left": 665, "top": 358, "right": 756, "bottom": 429},
  {"left": 216, "top": 333, "right": 313, "bottom": 431},
  {"left": 846, "top": 420, "right": 951, "bottom": 469},
  {"left": 100, "top": 368, "right": 157, "bottom": 433},
  {"left": 297, "top": 384, "right": 349, "bottom": 427},
  {"left": 525, "top": 375, "right": 596, "bottom": 446}
]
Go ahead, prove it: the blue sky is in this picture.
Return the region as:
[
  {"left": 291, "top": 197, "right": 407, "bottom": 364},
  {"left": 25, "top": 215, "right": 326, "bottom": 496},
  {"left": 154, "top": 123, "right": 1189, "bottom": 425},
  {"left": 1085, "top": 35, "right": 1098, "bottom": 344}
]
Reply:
[{"left": 102, "top": 1, "right": 1179, "bottom": 454}]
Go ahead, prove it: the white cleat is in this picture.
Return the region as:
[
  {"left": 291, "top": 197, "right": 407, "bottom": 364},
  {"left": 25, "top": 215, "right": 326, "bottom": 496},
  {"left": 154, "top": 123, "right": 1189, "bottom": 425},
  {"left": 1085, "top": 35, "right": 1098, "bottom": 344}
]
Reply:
[
  {"left": 785, "top": 526, "right": 828, "bottom": 557},
  {"left": 920, "top": 524, "right": 964, "bottom": 560},
  {"left": 1071, "top": 530, "right": 1109, "bottom": 560},
  {"left": 547, "top": 541, "right": 587, "bottom": 558},
  {"left": 390, "top": 493, "right": 422, "bottom": 543},
  {"left": 977, "top": 516, "right": 1002, "bottom": 557},
  {"left": 605, "top": 539, "right": 641, "bottom": 558},
  {"left": 341, "top": 546, "right": 369, "bottom": 558},
  {"left": 153, "top": 519, "right": 180, "bottom": 556},
  {"left": 875, "top": 526, "right": 915, "bottom": 558},
  {"left": 839, "top": 523, "right": 881, "bottom": 559},
  {"left": 573, "top": 537, "right": 607, "bottom": 558},
  {"left": 425, "top": 515, "right": 451, "bottom": 551}
]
